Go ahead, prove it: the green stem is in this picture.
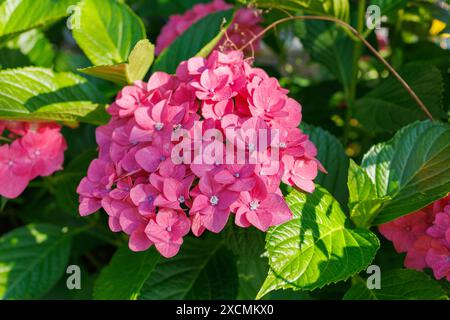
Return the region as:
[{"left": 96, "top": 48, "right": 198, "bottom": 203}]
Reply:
[{"left": 344, "top": 0, "right": 366, "bottom": 145}]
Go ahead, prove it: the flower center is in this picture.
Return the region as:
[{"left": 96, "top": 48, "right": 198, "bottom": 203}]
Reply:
[
  {"left": 8, "top": 160, "right": 13, "bottom": 167},
  {"left": 248, "top": 143, "right": 255, "bottom": 151},
  {"left": 249, "top": 200, "right": 260, "bottom": 211},
  {"left": 147, "top": 195, "right": 154, "bottom": 202},
  {"left": 155, "top": 122, "right": 164, "bottom": 131},
  {"left": 34, "top": 149, "right": 41, "bottom": 156},
  {"left": 279, "top": 142, "right": 287, "bottom": 148},
  {"left": 210, "top": 195, "right": 219, "bottom": 206},
  {"left": 166, "top": 226, "right": 172, "bottom": 232},
  {"left": 160, "top": 156, "right": 166, "bottom": 161},
  {"left": 178, "top": 196, "right": 185, "bottom": 203},
  {"left": 234, "top": 173, "right": 240, "bottom": 178}
]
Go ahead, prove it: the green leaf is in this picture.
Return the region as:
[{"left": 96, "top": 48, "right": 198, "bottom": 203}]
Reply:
[
  {"left": 153, "top": 9, "right": 234, "bottom": 74},
  {"left": 225, "top": 227, "right": 268, "bottom": 300},
  {"left": 0, "top": 224, "right": 72, "bottom": 299},
  {"left": 295, "top": 20, "right": 353, "bottom": 90},
  {"left": 361, "top": 120, "right": 450, "bottom": 224},
  {"left": 343, "top": 269, "right": 449, "bottom": 300},
  {"left": 347, "top": 159, "right": 390, "bottom": 228},
  {"left": 303, "top": 124, "right": 349, "bottom": 206},
  {"left": 0, "top": 29, "right": 54, "bottom": 68},
  {"left": 242, "top": 0, "right": 350, "bottom": 21},
  {"left": 257, "top": 187, "right": 380, "bottom": 298},
  {"left": 72, "top": 0, "right": 146, "bottom": 66},
  {"left": 0, "top": 0, "right": 77, "bottom": 38},
  {"left": 355, "top": 63, "right": 445, "bottom": 133},
  {"left": 369, "top": 0, "right": 408, "bottom": 16},
  {"left": 79, "top": 39, "right": 155, "bottom": 85},
  {"left": 146, "top": 0, "right": 210, "bottom": 17},
  {"left": 0, "top": 67, "right": 108, "bottom": 124},
  {"left": 94, "top": 247, "right": 161, "bottom": 300},
  {"left": 139, "top": 236, "right": 238, "bottom": 299}
]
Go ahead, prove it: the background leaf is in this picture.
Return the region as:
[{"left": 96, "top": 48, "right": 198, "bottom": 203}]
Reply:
[
  {"left": 257, "top": 187, "right": 380, "bottom": 298},
  {"left": 295, "top": 20, "right": 354, "bottom": 91},
  {"left": 343, "top": 269, "right": 449, "bottom": 300},
  {"left": 225, "top": 227, "right": 268, "bottom": 300},
  {"left": 0, "top": 67, "right": 108, "bottom": 124},
  {"left": 0, "top": 0, "right": 77, "bottom": 38},
  {"left": 355, "top": 63, "right": 445, "bottom": 133},
  {"left": 94, "top": 246, "right": 160, "bottom": 300},
  {"left": 72, "top": 0, "right": 146, "bottom": 66},
  {"left": 0, "top": 224, "right": 72, "bottom": 299},
  {"left": 139, "top": 236, "right": 238, "bottom": 300},
  {"left": 242, "top": 0, "right": 350, "bottom": 21},
  {"left": 0, "top": 29, "right": 54, "bottom": 68},
  {"left": 361, "top": 120, "right": 450, "bottom": 224},
  {"left": 303, "top": 123, "right": 349, "bottom": 206}
]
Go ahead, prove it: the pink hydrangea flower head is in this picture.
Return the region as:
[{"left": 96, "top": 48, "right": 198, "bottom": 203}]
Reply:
[
  {"left": 0, "top": 121, "right": 67, "bottom": 199},
  {"left": 77, "top": 49, "right": 323, "bottom": 258},
  {"left": 380, "top": 195, "right": 450, "bottom": 281}
]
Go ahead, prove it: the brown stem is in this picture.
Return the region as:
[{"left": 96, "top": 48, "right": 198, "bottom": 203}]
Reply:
[{"left": 240, "top": 15, "right": 434, "bottom": 120}]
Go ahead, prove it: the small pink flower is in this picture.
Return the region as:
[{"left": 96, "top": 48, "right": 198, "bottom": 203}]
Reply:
[
  {"left": 145, "top": 209, "right": 191, "bottom": 258},
  {"left": 153, "top": 175, "right": 194, "bottom": 210},
  {"left": 135, "top": 136, "right": 174, "bottom": 173},
  {"left": 426, "top": 244, "right": 450, "bottom": 281},
  {"left": 426, "top": 211, "right": 450, "bottom": 240},
  {"left": 248, "top": 78, "right": 288, "bottom": 119},
  {"left": 76, "top": 159, "right": 116, "bottom": 216},
  {"left": 109, "top": 177, "right": 133, "bottom": 200},
  {"left": 190, "top": 173, "right": 239, "bottom": 235},
  {"left": 131, "top": 99, "right": 185, "bottom": 142},
  {"left": 233, "top": 178, "right": 291, "bottom": 231},
  {"left": 202, "top": 99, "right": 234, "bottom": 120},
  {"left": 213, "top": 164, "right": 256, "bottom": 192},
  {"left": 379, "top": 210, "right": 432, "bottom": 253},
  {"left": 108, "top": 81, "right": 148, "bottom": 117},
  {"left": 130, "top": 183, "right": 159, "bottom": 216},
  {"left": 190, "top": 68, "right": 234, "bottom": 102},
  {"left": 282, "top": 155, "right": 318, "bottom": 193},
  {"left": 0, "top": 142, "right": 31, "bottom": 199}
]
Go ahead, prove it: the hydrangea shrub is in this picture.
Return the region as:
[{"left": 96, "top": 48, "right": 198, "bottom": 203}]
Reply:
[{"left": 0, "top": 0, "right": 448, "bottom": 301}]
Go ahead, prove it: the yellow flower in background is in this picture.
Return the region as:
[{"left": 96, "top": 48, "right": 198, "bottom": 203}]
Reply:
[{"left": 430, "top": 19, "right": 449, "bottom": 37}]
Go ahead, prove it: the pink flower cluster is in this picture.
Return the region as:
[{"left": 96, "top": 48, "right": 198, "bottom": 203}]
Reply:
[
  {"left": 77, "top": 50, "right": 323, "bottom": 258},
  {"left": 379, "top": 195, "right": 450, "bottom": 281},
  {"left": 0, "top": 121, "right": 67, "bottom": 199},
  {"left": 155, "top": 0, "right": 263, "bottom": 54}
]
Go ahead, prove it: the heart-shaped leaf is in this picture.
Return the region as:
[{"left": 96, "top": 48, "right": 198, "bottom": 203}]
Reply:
[
  {"left": 257, "top": 187, "right": 380, "bottom": 298},
  {"left": 361, "top": 120, "right": 450, "bottom": 224}
]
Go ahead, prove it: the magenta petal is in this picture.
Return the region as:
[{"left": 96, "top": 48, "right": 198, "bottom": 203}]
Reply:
[
  {"left": 135, "top": 147, "right": 161, "bottom": 172},
  {"left": 79, "top": 196, "right": 101, "bottom": 216}
]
